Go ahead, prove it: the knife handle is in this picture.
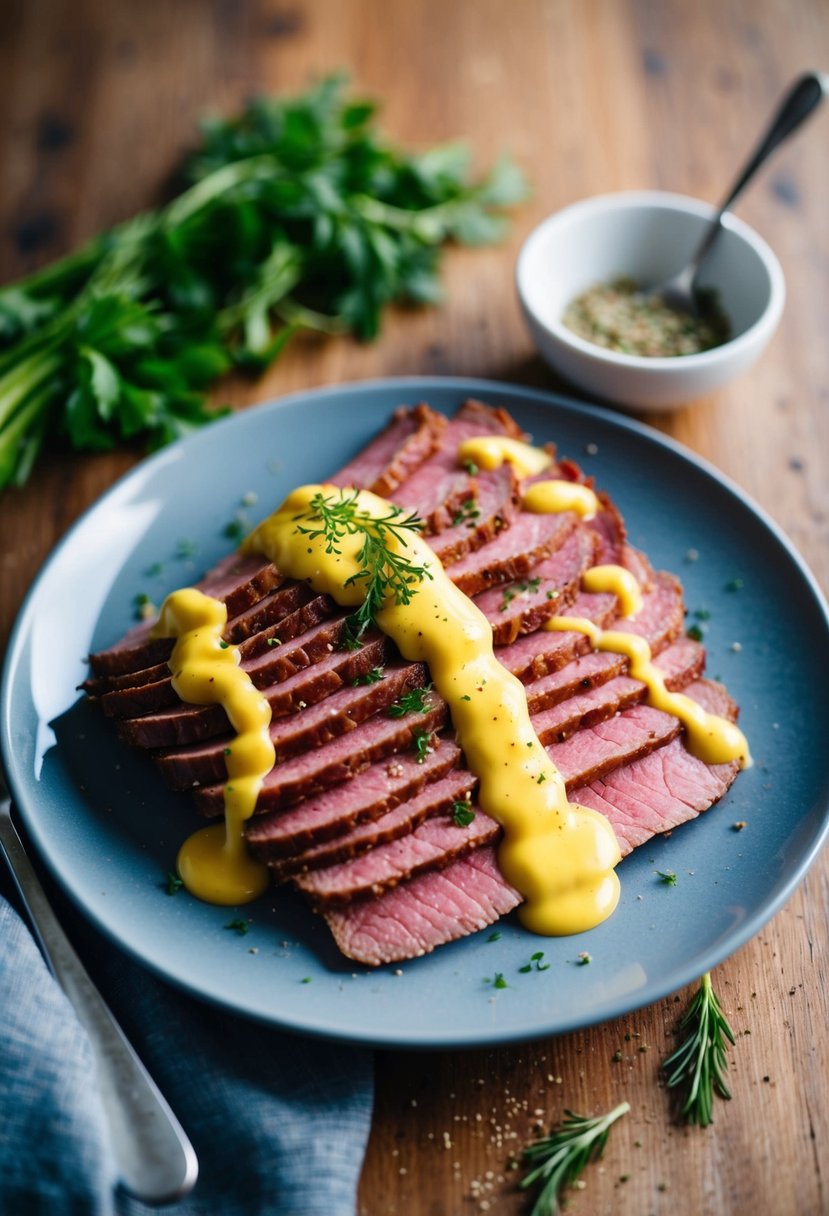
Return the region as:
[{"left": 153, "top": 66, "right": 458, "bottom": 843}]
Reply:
[{"left": 0, "top": 804, "right": 199, "bottom": 1205}]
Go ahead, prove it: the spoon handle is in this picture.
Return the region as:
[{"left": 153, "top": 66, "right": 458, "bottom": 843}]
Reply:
[
  {"left": 0, "top": 789, "right": 199, "bottom": 1205},
  {"left": 693, "top": 71, "right": 828, "bottom": 273}
]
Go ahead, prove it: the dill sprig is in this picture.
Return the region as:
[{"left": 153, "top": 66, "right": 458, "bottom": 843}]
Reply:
[
  {"left": 520, "top": 1102, "right": 629, "bottom": 1216},
  {"left": 662, "top": 971, "right": 736, "bottom": 1126},
  {"left": 294, "top": 490, "right": 431, "bottom": 637}
]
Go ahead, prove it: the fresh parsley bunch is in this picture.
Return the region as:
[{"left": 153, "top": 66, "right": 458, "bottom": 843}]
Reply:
[{"left": 0, "top": 73, "right": 527, "bottom": 489}]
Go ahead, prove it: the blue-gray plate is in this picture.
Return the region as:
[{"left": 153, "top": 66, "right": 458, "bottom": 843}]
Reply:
[{"left": 3, "top": 377, "right": 828, "bottom": 1047}]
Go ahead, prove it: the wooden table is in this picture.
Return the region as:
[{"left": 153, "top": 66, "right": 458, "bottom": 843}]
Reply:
[{"left": 1, "top": 2, "right": 827, "bottom": 1213}]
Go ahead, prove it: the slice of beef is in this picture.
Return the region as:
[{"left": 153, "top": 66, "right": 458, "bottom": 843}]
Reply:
[
  {"left": 546, "top": 703, "right": 681, "bottom": 787},
  {"left": 193, "top": 699, "right": 449, "bottom": 815},
  {"left": 247, "top": 739, "right": 463, "bottom": 859},
  {"left": 294, "top": 804, "right": 499, "bottom": 908},
  {"left": 475, "top": 525, "right": 598, "bottom": 645},
  {"left": 427, "top": 464, "right": 521, "bottom": 565},
  {"left": 390, "top": 400, "right": 525, "bottom": 532},
  {"left": 117, "top": 634, "right": 391, "bottom": 749},
  {"left": 154, "top": 661, "right": 431, "bottom": 790},
  {"left": 87, "top": 554, "right": 282, "bottom": 678},
  {"left": 269, "top": 769, "right": 477, "bottom": 877},
  {"left": 329, "top": 403, "right": 447, "bottom": 495},
  {"left": 93, "top": 588, "right": 333, "bottom": 710},
  {"left": 523, "top": 635, "right": 705, "bottom": 715},
  {"left": 498, "top": 592, "right": 618, "bottom": 682},
  {"left": 446, "top": 509, "right": 578, "bottom": 597},
  {"left": 322, "top": 846, "right": 521, "bottom": 965}
]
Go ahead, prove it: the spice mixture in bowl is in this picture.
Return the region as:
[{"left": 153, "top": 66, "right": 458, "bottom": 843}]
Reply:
[{"left": 516, "top": 191, "right": 785, "bottom": 411}]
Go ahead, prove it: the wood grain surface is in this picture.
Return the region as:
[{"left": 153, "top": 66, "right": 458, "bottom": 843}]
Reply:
[{"left": 1, "top": 2, "right": 827, "bottom": 1214}]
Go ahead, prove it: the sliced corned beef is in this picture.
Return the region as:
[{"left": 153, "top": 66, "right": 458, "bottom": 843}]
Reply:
[
  {"left": 329, "top": 403, "right": 447, "bottom": 495},
  {"left": 426, "top": 464, "right": 520, "bottom": 565},
  {"left": 294, "top": 803, "right": 499, "bottom": 907},
  {"left": 116, "top": 634, "right": 391, "bottom": 749},
  {"left": 446, "top": 508, "right": 578, "bottom": 597},
  {"left": 87, "top": 553, "right": 282, "bottom": 678},
  {"left": 154, "top": 660, "right": 431, "bottom": 789},
  {"left": 475, "top": 525, "right": 598, "bottom": 645},
  {"left": 246, "top": 739, "right": 463, "bottom": 858},
  {"left": 192, "top": 699, "right": 449, "bottom": 815},
  {"left": 322, "top": 846, "right": 521, "bottom": 965},
  {"left": 389, "top": 400, "right": 524, "bottom": 532},
  {"left": 268, "top": 768, "right": 477, "bottom": 877}
]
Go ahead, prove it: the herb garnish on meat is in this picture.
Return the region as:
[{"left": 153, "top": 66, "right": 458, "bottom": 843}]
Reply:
[{"left": 294, "top": 489, "right": 431, "bottom": 639}]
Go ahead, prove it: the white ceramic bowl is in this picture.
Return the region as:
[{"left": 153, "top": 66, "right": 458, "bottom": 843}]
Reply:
[{"left": 516, "top": 191, "right": 785, "bottom": 411}]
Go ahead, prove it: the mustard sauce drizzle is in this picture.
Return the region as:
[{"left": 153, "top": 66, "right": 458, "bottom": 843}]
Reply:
[
  {"left": 242, "top": 484, "right": 622, "bottom": 936},
  {"left": 456, "top": 433, "right": 599, "bottom": 520},
  {"left": 152, "top": 588, "right": 273, "bottom": 904},
  {"left": 544, "top": 615, "right": 751, "bottom": 768}
]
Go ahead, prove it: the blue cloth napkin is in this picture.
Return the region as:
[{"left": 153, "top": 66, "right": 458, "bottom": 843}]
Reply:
[{"left": 0, "top": 890, "right": 374, "bottom": 1215}]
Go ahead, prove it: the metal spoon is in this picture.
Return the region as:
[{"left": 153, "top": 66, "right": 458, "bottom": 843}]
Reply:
[
  {"left": 653, "top": 70, "right": 828, "bottom": 316},
  {"left": 0, "top": 774, "right": 199, "bottom": 1205}
]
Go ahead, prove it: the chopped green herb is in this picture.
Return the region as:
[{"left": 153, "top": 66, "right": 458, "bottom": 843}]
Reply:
[
  {"left": 223, "top": 518, "right": 249, "bottom": 542},
  {"left": 686, "top": 623, "right": 705, "bottom": 642},
  {"left": 485, "top": 972, "right": 509, "bottom": 990},
  {"left": 519, "top": 951, "right": 551, "bottom": 974},
  {"left": 577, "top": 952, "right": 591, "bottom": 966},
  {"left": 219, "top": 640, "right": 230, "bottom": 649},
  {"left": 500, "top": 576, "right": 543, "bottom": 612},
  {"left": 487, "top": 931, "right": 502, "bottom": 942},
  {"left": 463, "top": 460, "right": 479, "bottom": 475},
  {"left": 176, "top": 538, "right": 199, "bottom": 560},
  {"left": 460, "top": 693, "right": 471, "bottom": 701},
  {"left": 520, "top": 1102, "right": 629, "bottom": 1216},
  {"left": 223, "top": 747, "right": 232, "bottom": 756},
  {"left": 656, "top": 869, "right": 677, "bottom": 886},
  {"left": 451, "top": 800, "right": 475, "bottom": 827},
  {"left": 224, "top": 918, "right": 250, "bottom": 935},
  {"left": 388, "top": 683, "right": 433, "bottom": 717},
  {"left": 693, "top": 607, "right": 712, "bottom": 621},
  {"left": 300, "top": 976, "right": 312, "bottom": 984},
  {"left": 545, "top": 589, "right": 560, "bottom": 601},
  {"left": 413, "top": 729, "right": 432, "bottom": 763},
  {"left": 536, "top": 772, "right": 547, "bottom": 785},
  {"left": 353, "top": 666, "right": 385, "bottom": 686},
  {"left": 452, "top": 497, "right": 481, "bottom": 527},
  {"left": 133, "top": 592, "right": 156, "bottom": 621},
  {"left": 145, "top": 561, "right": 165, "bottom": 577},
  {"left": 165, "top": 872, "right": 184, "bottom": 896},
  {"left": 662, "top": 971, "right": 735, "bottom": 1126},
  {"left": 266, "top": 636, "right": 282, "bottom": 647},
  {"left": 724, "top": 577, "right": 744, "bottom": 593}
]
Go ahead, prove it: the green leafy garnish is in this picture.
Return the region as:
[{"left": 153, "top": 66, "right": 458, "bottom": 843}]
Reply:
[
  {"left": 662, "top": 971, "right": 735, "bottom": 1126},
  {"left": 519, "top": 951, "right": 550, "bottom": 973},
  {"left": 484, "top": 972, "right": 509, "bottom": 990},
  {"left": 388, "top": 683, "right": 433, "bottom": 717},
  {"left": 224, "top": 918, "right": 250, "bottom": 936},
  {"left": 412, "top": 729, "right": 432, "bottom": 764},
  {"left": 656, "top": 869, "right": 677, "bottom": 886},
  {"left": 451, "top": 497, "right": 480, "bottom": 527},
  {"left": 520, "top": 1103, "right": 629, "bottom": 1215},
  {"left": 451, "top": 800, "right": 475, "bottom": 827},
  {"left": 0, "top": 75, "right": 527, "bottom": 489},
  {"left": 165, "top": 872, "right": 184, "bottom": 896},
  {"left": 352, "top": 666, "right": 385, "bottom": 686},
  {"left": 294, "top": 489, "right": 431, "bottom": 639}
]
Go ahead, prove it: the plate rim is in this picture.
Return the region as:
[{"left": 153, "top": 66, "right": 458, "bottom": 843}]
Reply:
[{"left": 3, "top": 374, "right": 829, "bottom": 1047}]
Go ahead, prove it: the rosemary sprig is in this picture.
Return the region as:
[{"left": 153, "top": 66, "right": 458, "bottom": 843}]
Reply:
[
  {"left": 294, "top": 490, "right": 431, "bottom": 637},
  {"left": 662, "top": 971, "right": 736, "bottom": 1126},
  {"left": 520, "top": 1102, "right": 629, "bottom": 1216}
]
